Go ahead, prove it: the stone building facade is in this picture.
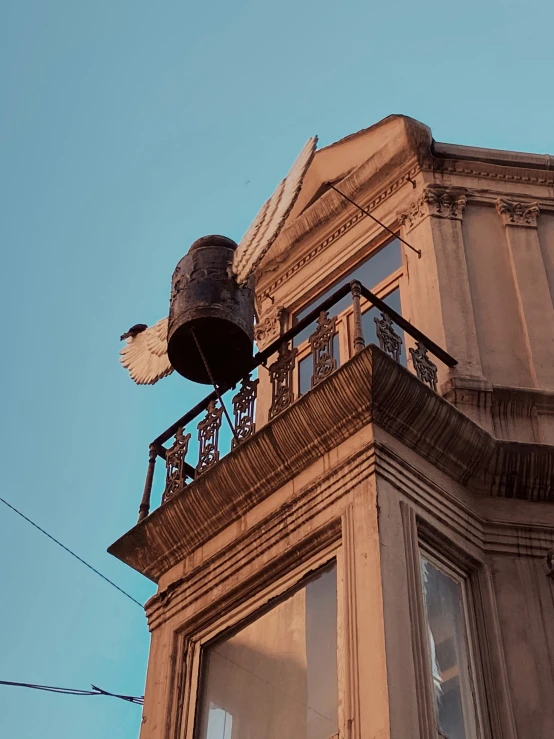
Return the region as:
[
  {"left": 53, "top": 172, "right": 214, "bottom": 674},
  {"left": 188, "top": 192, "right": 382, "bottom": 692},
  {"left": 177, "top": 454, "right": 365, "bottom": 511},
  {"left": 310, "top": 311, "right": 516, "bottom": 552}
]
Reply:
[{"left": 110, "top": 115, "right": 554, "bottom": 739}]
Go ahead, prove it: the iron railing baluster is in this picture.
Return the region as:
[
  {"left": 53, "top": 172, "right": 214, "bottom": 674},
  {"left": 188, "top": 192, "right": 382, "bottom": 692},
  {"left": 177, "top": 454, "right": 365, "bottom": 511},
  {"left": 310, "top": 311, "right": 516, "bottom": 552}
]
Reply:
[
  {"left": 138, "top": 446, "right": 157, "bottom": 523},
  {"left": 309, "top": 311, "right": 337, "bottom": 387},
  {"left": 350, "top": 281, "right": 365, "bottom": 354},
  {"left": 146, "top": 279, "right": 458, "bottom": 514}
]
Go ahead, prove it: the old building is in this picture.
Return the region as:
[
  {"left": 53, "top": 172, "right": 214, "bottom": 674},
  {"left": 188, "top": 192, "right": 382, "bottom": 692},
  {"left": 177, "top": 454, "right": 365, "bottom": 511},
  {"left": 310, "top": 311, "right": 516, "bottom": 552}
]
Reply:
[{"left": 110, "top": 115, "right": 554, "bottom": 739}]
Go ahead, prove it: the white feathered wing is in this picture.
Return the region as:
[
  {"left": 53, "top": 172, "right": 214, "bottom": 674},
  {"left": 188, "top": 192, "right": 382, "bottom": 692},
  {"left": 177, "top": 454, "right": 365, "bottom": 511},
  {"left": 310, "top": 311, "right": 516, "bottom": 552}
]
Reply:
[
  {"left": 119, "top": 318, "right": 173, "bottom": 385},
  {"left": 120, "top": 137, "right": 317, "bottom": 385},
  {"left": 231, "top": 136, "right": 317, "bottom": 285}
]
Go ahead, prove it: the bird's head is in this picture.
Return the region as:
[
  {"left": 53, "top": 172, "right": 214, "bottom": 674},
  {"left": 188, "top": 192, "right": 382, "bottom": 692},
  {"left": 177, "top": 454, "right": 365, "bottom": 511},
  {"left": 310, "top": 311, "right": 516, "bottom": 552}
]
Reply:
[{"left": 120, "top": 324, "right": 148, "bottom": 341}]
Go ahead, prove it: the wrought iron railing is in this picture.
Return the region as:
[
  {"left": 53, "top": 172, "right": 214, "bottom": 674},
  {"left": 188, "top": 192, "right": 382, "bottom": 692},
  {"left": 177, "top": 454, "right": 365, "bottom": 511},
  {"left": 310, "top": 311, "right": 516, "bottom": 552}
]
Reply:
[{"left": 137, "top": 281, "right": 457, "bottom": 522}]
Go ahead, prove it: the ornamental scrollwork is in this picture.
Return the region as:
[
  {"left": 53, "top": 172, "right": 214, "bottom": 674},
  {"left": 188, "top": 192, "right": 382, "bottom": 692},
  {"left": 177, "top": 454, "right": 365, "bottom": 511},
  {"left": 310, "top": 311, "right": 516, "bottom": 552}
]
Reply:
[
  {"left": 196, "top": 400, "right": 223, "bottom": 475},
  {"left": 309, "top": 311, "right": 337, "bottom": 387},
  {"left": 232, "top": 376, "right": 258, "bottom": 448},
  {"left": 401, "top": 186, "right": 467, "bottom": 231},
  {"left": 254, "top": 304, "right": 285, "bottom": 350},
  {"left": 374, "top": 312, "right": 402, "bottom": 363},
  {"left": 409, "top": 341, "right": 438, "bottom": 392},
  {"left": 268, "top": 342, "right": 297, "bottom": 420},
  {"left": 495, "top": 198, "right": 540, "bottom": 228},
  {"left": 162, "top": 427, "right": 191, "bottom": 503}
]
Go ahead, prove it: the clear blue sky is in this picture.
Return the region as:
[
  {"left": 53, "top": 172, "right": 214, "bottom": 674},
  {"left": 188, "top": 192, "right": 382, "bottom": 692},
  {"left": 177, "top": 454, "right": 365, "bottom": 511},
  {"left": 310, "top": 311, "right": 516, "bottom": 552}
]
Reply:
[{"left": 0, "top": 1, "right": 552, "bottom": 737}]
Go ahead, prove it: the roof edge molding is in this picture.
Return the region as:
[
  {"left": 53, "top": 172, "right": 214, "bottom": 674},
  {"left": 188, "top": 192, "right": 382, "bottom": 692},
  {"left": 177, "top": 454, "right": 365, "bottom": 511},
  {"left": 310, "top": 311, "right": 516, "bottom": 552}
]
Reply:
[
  {"left": 433, "top": 140, "right": 554, "bottom": 171},
  {"left": 259, "top": 115, "right": 432, "bottom": 274},
  {"left": 256, "top": 115, "right": 554, "bottom": 279}
]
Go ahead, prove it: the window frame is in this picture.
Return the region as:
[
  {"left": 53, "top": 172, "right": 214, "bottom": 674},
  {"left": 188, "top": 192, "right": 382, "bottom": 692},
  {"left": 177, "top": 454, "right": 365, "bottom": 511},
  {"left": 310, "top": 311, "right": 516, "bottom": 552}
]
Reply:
[
  {"left": 401, "top": 502, "right": 515, "bottom": 739},
  {"left": 177, "top": 547, "right": 345, "bottom": 739},
  {"left": 289, "top": 232, "right": 406, "bottom": 322},
  {"left": 417, "top": 542, "right": 486, "bottom": 739},
  {"left": 291, "top": 233, "right": 406, "bottom": 398}
]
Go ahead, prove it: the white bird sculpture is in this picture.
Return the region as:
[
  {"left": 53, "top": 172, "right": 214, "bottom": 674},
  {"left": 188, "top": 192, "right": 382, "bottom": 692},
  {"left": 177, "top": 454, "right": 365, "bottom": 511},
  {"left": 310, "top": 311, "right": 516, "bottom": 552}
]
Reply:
[{"left": 120, "top": 136, "right": 317, "bottom": 385}]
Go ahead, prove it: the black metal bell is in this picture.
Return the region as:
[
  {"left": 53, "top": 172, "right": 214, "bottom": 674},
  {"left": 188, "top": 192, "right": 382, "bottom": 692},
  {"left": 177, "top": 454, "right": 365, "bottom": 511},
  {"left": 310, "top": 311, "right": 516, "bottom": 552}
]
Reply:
[{"left": 168, "top": 235, "right": 255, "bottom": 385}]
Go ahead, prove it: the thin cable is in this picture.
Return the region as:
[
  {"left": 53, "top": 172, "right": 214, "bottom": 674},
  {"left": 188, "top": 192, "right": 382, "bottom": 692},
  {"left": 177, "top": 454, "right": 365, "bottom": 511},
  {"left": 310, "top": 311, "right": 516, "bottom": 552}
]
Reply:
[
  {"left": 90, "top": 684, "right": 144, "bottom": 704},
  {"left": 0, "top": 680, "right": 143, "bottom": 705},
  {"left": 0, "top": 496, "right": 143, "bottom": 609},
  {"left": 0, "top": 680, "right": 92, "bottom": 695},
  {"left": 190, "top": 329, "right": 239, "bottom": 442},
  {"left": 328, "top": 183, "right": 422, "bottom": 257}
]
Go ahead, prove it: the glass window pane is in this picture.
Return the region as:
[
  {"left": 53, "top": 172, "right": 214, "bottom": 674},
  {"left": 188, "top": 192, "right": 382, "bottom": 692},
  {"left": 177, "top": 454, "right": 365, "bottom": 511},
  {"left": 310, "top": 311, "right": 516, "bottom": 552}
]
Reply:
[
  {"left": 294, "top": 238, "right": 401, "bottom": 346},
  {"left": 361, "top": 288, "right": 406, "bottom": 366},
  {"left": 205, "top": 705, "right": 233, "bottom": 739},
  {"left": 420, "top": 557, "right": 478, "bottom": 739},
  {"left": 196, "top": 564, "right": 338, "bottom": 739}
]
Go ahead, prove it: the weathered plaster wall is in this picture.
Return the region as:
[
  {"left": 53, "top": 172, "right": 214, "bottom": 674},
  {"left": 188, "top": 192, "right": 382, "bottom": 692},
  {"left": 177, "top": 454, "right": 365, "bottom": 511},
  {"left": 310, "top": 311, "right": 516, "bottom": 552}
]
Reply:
[
  {"left": 538, "top": 212, "right": 554, "bottom": 305},
  {"left": 374, "top": 425, "right": 554, "bottom": 739},
  {"left": 254, "top": 122, "right": 554, "bottom": 441},
  {"left": 112, "top": 118, "right": 554, "bottom": 739},
  {"left": 489, "top": 554, "right": 554, "bottom": 737},
  {"left": 462, "top": 203, "right": 533, "bottom": 388}
]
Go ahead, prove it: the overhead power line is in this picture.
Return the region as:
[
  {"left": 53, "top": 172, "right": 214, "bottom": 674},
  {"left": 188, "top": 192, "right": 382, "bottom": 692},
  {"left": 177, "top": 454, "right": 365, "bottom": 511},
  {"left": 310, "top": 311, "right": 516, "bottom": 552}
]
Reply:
[
  {"left": 0, "top": 496, "right": 142, "bottom": 609},
  {"left": 0, "top": 680, "right": 143, "bottom": 705}
]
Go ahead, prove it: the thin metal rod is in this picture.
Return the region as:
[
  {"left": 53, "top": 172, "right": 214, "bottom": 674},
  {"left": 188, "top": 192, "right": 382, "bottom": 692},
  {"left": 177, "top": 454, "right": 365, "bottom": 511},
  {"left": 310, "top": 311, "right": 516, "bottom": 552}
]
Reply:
[
  {"left": 328, "top": 183, "right": 422, "bottom": 258},
  {"left": 358, "top": 284, "right": 457, "bottom": 367},
  {"left": 191, "top": 329, "right": 239, "bottom": 443},
  {"left": 156, "top": 283, "right": 354, "bottom": 446},
  {"left": 152, "top": 278, "right": 457, "bottom": 448},
  {"left": 152, "top": 443, "right": 196, "bottom": 480},
  {"left": 153, "top": 391, "right": 218, "bottom": 448},
  {"left": 138, "top": 446, "right": 157, "bottom": 522},
  {"left": 157, "top": 284, "right": 354, "bottom": 447},
  {"left": 260, "top": 282, "right": 354, "bottom": 361}
]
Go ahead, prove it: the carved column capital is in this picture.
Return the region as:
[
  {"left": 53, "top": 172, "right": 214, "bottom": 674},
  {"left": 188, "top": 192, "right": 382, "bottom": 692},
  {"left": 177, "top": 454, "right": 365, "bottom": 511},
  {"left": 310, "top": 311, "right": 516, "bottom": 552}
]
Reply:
[
  {"left": 495, "top": 198, "right": 540, "bottom": 228},
  {"left": 254, "top": 304, "right": 285, "bottom": 349},
  {"left": 400, "top": 186, "right": 467, "bottom": 231}
]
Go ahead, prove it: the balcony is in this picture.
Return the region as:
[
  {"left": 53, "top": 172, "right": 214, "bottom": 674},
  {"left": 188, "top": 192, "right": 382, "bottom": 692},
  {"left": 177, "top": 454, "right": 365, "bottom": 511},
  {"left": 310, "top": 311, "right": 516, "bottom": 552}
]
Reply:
[{"left": 135, "top": 281, "right": 457, "bottom": 523}]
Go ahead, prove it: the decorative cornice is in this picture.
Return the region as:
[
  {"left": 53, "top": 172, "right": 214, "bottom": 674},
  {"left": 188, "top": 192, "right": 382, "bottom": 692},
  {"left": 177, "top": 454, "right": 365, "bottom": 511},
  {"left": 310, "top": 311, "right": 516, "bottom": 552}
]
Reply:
[
  {"left": 442, "top": 191, "right": 554, "bottom": 212},
  {"left": 145, "top": 454, "right": 362, "bottom": 627},
  {"left": 145, "top": 436, "right": 554, "bottom": 629},
  {"left": 259, "top": 166, "right": 420, "bottom": 298},
  {"left": 110, "top": 347, "right": 554, "bottom": 585},
  {"left": 254, "top": 304, "right": 285, "bottom": 350},
  {"left": 377, "top": 444, "right": 554, "bottom": 561},
  {"left": 400, "top": 186, "right": 467, "bottom": 231},
  {"left": 258, "top": 211, "right": 365, "bottom": 304},
  {"left": 109, "top": 348, "right": 379, "bottom": 582},
  {"left": 495, "top": 198, "right": 540, "bottom": 228},
  {"left": 430, "top": 156, "right": 554, "bottom": 186},
  {"left": 259, "top": 154, "right": 554, "bottom": 301}
]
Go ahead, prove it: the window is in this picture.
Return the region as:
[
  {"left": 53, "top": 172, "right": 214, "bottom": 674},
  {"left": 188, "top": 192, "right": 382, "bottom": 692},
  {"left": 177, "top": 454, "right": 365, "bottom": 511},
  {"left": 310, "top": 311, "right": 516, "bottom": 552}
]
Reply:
[
  {"left": 420, "top": 555, "right": 480, "bottom": 739},
  {"left": 195, "top": 564, "right": 338, "bottom": 739},
  {"left": 204, "top": 705, "right": 233, "bottom": 739},
  {"left": 293, "top": 237, "right": 405, "bottom": 396},
  {"left": 294, "top": 237, "right": 403, "bottom": 346}
]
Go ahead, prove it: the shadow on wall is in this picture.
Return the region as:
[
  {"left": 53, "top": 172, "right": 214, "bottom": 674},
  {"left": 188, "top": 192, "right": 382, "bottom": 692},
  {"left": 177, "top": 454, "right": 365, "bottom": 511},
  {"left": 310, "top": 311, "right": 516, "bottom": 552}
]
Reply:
[{"left": 196, "top": 566, "right": 338, "bottom": 739}]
